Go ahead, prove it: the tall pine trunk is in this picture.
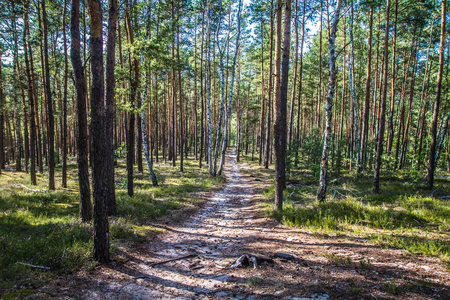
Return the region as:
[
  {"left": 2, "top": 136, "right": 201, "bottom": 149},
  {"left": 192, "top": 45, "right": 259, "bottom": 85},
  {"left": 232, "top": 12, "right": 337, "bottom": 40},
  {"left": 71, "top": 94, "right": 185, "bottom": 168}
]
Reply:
[
  {"left": 373, "top": 0, "right": 391, "bottom": 193},
  {"left": 87, "top": 0, "right": 109, "bottom": 263},
  {"left": 105, "top": 0, "right": 118, "bottom": 215},
  {"left": 71, "top": 0, "right": 92, "bottom": 222},
  {"left": 427, "top": 0, "right": 447, "bottom": 188},
  {"left": 274, "top": 0, "right": 292, "bottom": 210},
  {"left": 42, "top": 0, "right": 55, "bottom": 190}
]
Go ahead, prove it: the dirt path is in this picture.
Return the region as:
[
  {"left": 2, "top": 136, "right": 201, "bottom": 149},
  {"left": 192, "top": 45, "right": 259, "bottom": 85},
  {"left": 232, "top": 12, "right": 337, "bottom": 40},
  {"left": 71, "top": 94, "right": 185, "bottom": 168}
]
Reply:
[{"left": 48, "top": 150, "right": 450, "bottom": 299}]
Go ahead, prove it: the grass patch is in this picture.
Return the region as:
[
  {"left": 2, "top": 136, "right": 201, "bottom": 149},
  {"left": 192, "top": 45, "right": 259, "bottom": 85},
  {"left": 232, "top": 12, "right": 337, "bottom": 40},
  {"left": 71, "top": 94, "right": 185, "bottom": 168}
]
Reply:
[
  {"left": 0, "top": 155, "right": 225, "bottom": 296},
  {"left": 246, "top": 276, "right": 263, "bottom": 286},
  {"left": 246, "top": 152, "right": 450, "bottom": 266}
]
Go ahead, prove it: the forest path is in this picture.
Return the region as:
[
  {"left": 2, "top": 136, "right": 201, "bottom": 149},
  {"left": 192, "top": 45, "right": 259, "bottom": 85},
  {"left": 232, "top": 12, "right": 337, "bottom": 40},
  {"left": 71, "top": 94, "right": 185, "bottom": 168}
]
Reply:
[{"left": 49, "top": 149, "right": 450, "bottom": 299}]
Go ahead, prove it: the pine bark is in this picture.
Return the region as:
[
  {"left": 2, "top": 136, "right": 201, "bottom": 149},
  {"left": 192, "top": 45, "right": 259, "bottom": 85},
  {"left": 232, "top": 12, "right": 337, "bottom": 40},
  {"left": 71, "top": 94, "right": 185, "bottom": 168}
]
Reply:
[
  {"left": 105, "top": 0, "right": 118, "bottom": 215},
  {"left": 87, "top": 0, "right": 109, "bottom": 263},
  {"left": 373, "top": 0, "right": 391, "bottom": 193},
  {"left": 427, "top": 0, "right": 447, "bottom": 188},
  {"left": 42, "top": 0, "right": 55, "bottom": 190},
  {"left": 23, "top": 6, "right": 37, "bottom": 185},
  {"left": 71, "top": 0, "right": 92, "bottom": 222},
  {"left": 361, "top": 5, "right": 373, "bottom": 167},
  {"left": 274, "top": 0, "right": 291, "bottom": 210}
]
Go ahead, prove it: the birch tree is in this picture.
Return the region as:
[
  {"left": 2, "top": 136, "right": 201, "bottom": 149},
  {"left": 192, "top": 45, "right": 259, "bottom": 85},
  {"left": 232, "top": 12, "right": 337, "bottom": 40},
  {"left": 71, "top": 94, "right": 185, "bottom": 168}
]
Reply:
[{"left": 316, "top": 0, "right": 342, "bottom": 202}]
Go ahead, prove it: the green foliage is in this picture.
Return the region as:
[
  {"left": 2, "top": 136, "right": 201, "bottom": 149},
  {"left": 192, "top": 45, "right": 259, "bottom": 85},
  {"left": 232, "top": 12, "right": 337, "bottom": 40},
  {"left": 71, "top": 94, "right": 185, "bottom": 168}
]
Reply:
[{"left": 114, "top": 142, "right": 127, "bottom": 163}]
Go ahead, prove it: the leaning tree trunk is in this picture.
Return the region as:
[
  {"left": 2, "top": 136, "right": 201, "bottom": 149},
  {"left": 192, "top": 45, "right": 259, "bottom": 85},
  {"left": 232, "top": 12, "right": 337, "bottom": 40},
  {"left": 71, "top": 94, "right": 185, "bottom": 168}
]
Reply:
[
  {"left": 87, "top": 0, "right": 109, "bottom": 263},
  {"left": 142, "top": 105, "right": 158, "bottom": 186},
  {"left": 427, "top": 0, "right": 446, "bottom": 189},
  {"left": 316, "top": 0, "right": 342, "bottom": 202},
  {"left": 435, "top": 110, "right": 450, "bottom": 166}
]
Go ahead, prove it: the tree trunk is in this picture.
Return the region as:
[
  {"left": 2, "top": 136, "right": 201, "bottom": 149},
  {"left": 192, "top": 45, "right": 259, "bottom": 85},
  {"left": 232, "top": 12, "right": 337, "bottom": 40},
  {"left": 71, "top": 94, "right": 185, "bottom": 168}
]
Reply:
[
  {"left": 0, "top": 53, "right": 4, "bottom": 171},
  {"left": 274, "top": 0, "right": 292, "bottom": 210},
  {"left": 373, "top": 0, "right": 391, "bottom": 193},
  {"left": 125, "top": 1, "right": 138, "bottom": 196},
  {"left": 361, "top": 5, "right": 373, "bottom": 168},
  {"left": 427, "top": 0, "right": 446, "bottom": 188},
  {"left": 287, "top": 0, "right": 299, "bottom": 151},
  {"left": 259, "top": 13, "right": 266, "bottom": 166},
  {"left": 57, "top": 0, "right": 67, "bottom": 187},
  {"left": 23, "top": 6, "right": 37, "bottom": 185},
  {"left": 105, "top": 0, "right": 118, "bottom": 215},
  {"left": 71, "top": 0, "right": 92, "bottom": 222},
  {"left": 218, "top": 0, "right": 243, "bottom": 175},
  {"left": 386, "top": 0, "right": 398, "bottom": 156},
  {"left": 42, "top": 0, "right": 55, "bottom": 190},
  {"left": 348, "top": 1, "right": 361, "bottom": 172},
  {"left": 317, "top": 0, "right": 342, "bottom": 202},
  {"left": 87, "top": 0, "right": 109, "bottom": 263}
]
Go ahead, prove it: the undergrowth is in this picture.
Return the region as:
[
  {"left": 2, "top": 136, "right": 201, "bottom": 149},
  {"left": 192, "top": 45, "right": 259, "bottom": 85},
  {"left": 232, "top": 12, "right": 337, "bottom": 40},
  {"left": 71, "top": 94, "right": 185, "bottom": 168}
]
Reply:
[
  {"left": 240, "top": 153, "right": 450, "bottom": 267},
  {"left": 0, "top": 156, "right": 224, "bottom": 297}
]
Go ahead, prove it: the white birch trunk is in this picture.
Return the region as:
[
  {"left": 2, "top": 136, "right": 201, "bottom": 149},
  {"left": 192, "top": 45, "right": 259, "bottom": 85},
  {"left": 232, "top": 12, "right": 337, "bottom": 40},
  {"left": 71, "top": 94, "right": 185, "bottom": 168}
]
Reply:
[
  {"left": 317, "top": 0, "right": 342, "bottom": 202},
  {"left": 349, "top": 4, "right": 361, "bottom": 172}
]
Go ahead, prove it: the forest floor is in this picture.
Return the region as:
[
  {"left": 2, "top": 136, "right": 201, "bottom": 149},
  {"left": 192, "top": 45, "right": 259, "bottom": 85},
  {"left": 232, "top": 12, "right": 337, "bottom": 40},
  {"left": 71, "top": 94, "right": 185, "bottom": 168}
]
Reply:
[{"left": 41, "top": 149, "right": 450, "bottom": 300}]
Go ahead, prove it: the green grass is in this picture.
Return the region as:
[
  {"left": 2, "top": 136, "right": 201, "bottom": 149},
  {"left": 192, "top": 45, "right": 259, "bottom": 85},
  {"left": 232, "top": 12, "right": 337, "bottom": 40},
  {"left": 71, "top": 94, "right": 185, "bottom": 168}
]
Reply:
[
  {"left": 240, "top": 152, "right": 450, "bottom": 266},
  {"left": 0, "top": 155, "right": 225, "bottom": 296}
]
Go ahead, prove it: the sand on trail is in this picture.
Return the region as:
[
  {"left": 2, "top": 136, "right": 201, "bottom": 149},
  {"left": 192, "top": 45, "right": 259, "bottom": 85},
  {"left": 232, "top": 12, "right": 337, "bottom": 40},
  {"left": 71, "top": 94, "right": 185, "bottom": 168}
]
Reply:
[{"left": 48, "top": 149, "right": 450, "bottom": 300}]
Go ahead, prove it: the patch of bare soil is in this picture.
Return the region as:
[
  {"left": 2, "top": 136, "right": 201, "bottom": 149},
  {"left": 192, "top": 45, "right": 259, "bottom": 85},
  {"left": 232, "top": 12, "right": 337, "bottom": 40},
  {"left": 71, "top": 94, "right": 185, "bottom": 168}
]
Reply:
[{"left": 45, "top": 150, "right": 450, "bottom": 299}]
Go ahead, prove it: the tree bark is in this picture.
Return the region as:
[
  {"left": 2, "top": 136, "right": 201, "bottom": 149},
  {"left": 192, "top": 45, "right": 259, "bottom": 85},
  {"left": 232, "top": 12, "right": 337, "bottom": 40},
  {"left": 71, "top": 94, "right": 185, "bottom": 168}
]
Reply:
[
  {"left": 42, "top": 0, "right": 55, "bottom": 190},
  {"left": 427, "top": 0, "right": 446, "bottom": 188},
  {"left": 105, "top": 0, "right": 118, "bottom": 215},
  {"left": 0, "top": 52, "right": 4, "bottom": 171},
  {"left": 317, "top": 0, "right": 342, "bottom": 202},
  {"left": 23, "top": 6, "right": 37, "bottom": 185},
  {"left": 61, "top": 0, "right": 69, "bottom": 188},
  {"left": 218, "top": 0, "right": 243, "bottom": 175},
  {"left": 125, "top": 1, "right": 138, "bottom": 196},
  {"left": 71, "top": 0, "right": 92, "bottom": 222},
  {"left": 348, "top": 1, "right": 361, "bottom": 172},
  {"left": 274, "top": 0, "right": 291, "bottom": 210},
  {"left": 386, "top": 0, "right": 398, "bottom": 156},
  {"left": 87, "top": 0, "right": 109, "bottom": 263},
  {"left": 373, "top": 0, "right": 391, "bottom": 193}
]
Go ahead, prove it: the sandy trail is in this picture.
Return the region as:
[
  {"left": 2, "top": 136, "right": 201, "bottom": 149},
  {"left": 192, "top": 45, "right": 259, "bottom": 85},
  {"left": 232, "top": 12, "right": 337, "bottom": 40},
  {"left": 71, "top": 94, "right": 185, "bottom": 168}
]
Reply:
[{"left": 48, "top": 149, "right": 450, "bottom": 300}]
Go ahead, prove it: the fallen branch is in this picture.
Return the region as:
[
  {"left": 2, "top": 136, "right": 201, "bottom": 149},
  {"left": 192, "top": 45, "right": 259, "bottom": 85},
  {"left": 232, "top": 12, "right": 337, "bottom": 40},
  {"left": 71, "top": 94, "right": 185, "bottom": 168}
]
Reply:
[
  {"left": 17, "top": 184, "right": 47, "bottom": 192},
  {"left": 149, "top": 254, "right": 197, "bottom": 267},
  {"left": 16, "top": 261, "right": 51, "bottom": 270},
  {"left": 228, "top": 254, "right": 274, "bottom": 269},
  {"left": 430, "top": 188, "right": 440, "bottom": 196},
  {"left": 331, "top": 189, "right": 347, "bottom": 199}
]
